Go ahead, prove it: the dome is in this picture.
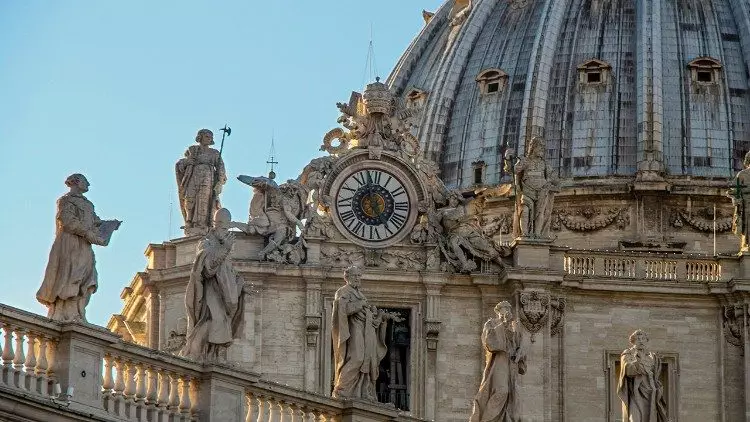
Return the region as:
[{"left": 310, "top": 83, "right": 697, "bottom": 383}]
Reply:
[{"left": 387, "top": 0, "right": 750, "bottom": 188}]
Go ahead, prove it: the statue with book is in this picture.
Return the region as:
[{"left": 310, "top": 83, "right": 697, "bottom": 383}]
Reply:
[{"left": 37, "top": 173, "right": 121, "bottom": 323}]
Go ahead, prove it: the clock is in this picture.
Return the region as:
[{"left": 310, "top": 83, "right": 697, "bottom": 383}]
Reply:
[{"left": 332, "top": 165, "right": 415, "bottom": 247}]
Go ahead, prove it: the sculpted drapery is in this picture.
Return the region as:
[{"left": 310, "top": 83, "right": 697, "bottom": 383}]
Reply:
[
  {"left": 470, "top": 301, "right": 527, "bottom": 422},
  {"left": 180, "top": 208, "right": 245, "bottom": 363},
  {"left": 176, "top": 129, "right": 227, "bottom": 236},
  {"left": 617, "top": 330, "right": 669, "bottom": 422},
  {"left": 511, "top": 136, "right": 558, "bottom": 238},
  {"left": 332, "top": 266, "right": 399, "bottom": 400},
  {"left": 730, "top": 151, "right": 750, "bottom": 250},
  {"left": 37, "top": 174, "right": 120, "bottom": 323}
]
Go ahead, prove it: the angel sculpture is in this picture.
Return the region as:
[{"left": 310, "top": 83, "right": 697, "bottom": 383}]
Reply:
[{"left": 234, "top": 175, "right": 308, "bottom": 264}]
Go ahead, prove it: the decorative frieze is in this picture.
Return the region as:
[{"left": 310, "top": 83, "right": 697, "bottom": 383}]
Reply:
[{"left": 551, "top": 207, "right": 629, "bottom": 232}]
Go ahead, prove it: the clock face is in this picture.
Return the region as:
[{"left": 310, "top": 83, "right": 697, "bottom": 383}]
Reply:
[{"left": 334, "top": 168, "right": 411, "bottom": 244}]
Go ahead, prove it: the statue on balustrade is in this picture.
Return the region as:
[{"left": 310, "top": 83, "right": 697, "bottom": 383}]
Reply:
[
  {"left": 332, "top": 266, "right": 402, "bottom": 400},
  {"left": 729, "top": 151, "right": 750, "bottom": 251},
  {"left": 181, "top": 208, "right": 246, "bottom": 363},
  {"left": 470, "top": 301, "right": 527, "bottom": 422},
  {"left": 175, "top": 129, "right": 227, "bottom": 236},
  {"left": 617, "top": 329, "right": 669, "bottom": 422},
  {"left": 506, "top": 136, "right": 559, "bottom": 238},
  {"left": 37, "top": 174, "right": 121, "bottom": 323}
]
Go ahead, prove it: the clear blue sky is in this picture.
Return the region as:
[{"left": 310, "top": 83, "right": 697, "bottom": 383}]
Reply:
[{"left": 0, "top": 1, "right": 444, "bottom": 326}]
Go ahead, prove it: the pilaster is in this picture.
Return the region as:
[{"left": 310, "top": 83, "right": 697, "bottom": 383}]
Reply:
[
  {"left": 304, "top": 276, "right": 323, "bottom": 393},
  {"left": 423, "top": 274, "right": 447, "bottom": 421}
]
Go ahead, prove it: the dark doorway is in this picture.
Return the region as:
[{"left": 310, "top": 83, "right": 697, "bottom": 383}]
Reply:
[{"left": 376, "top": 307, "right": 411, "bottom": 411}]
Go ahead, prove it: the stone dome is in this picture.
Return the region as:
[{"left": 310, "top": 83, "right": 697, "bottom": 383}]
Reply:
[{"left": 387, "top": 0, "right": 750, "bottom": 189}]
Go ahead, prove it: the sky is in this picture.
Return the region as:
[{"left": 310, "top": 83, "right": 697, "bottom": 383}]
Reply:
[{"left": 0, "top": 0, "right": 444, "bottom": 326}]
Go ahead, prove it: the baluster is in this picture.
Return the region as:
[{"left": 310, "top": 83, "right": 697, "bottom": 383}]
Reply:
[
  {"left": 168, "top": 372, "right": 181, "bottom": 414},
  {"left": 35, "top": 336, "right": 49, "bottom": 395},
  {"left": 290, "top": 404, "right": 305, "bottom": 422},
  {"left": 178, "top": 375, "right": 191, "bottom": 419},
  {"left": 256, "top": 394, "right": 271, "bottom": 422},
  {"left": 279, "top": 400, "right": 293, "bottom": 422},
  {"left": 13, "top": 329, "right": 26, "bottom": 390},
  {"left": 135, "top": 363, "right": 147, "bottom": 421},
  {"left": 267, "top": 396, "right": 281, "bottom": 422},
  {"left": 46, "top": 338, "right": 57, "bottom": 389},
  {"left": 145, "top": 365, "right": 158, "bottom": 407},
  {"left": 246, "top": 392, "right": 257, "bottom": 422},
  {"left": 112, "top": 357, "right": 127, "bottom": 416},
  {"left": 0, "top": 325, "right": 9, "bottom": 386},
  {"left": 24, "top": 332, "right": 38, "bottom": 393},
  {"left": 102, "top": 354, "right": 114, "bottom": 397},
  {"left": 189, "top": 378, "right": 199, "bottom": 420},
  {"left": 156, "top": 370, "right": 170, "bottom": 421},
  {"left": 122, "top": 360, "right": 137, "bottom": 419}
]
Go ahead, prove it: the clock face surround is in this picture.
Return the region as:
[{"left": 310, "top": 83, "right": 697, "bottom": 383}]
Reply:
[{"left": 333, "top": 167, "right": 412, "bottom": 246}]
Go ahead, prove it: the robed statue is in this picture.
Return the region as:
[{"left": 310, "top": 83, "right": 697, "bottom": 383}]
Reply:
[
  {"left": 331, "top": 266, "right": 401, "bottom": 400},
  {"left": 507, "top": 136, "right": 558, "bottom": 238},
  {"left": 180, "top": 208, "right": 245, "bottom": 363},
  {"left": 37, "top": 174, "right": 121, "bottom": 322},
  {"left": 617, "top": 329, "right": 669, "bottom": 422},
  {"left": 176, "top": 129, "right": 227, "bottom": 236},
  {"left": 470, "top": 301, "right": 527, "bottom": 422},
  {"left": 730, "top": 151, "right": 750, "bottom": 251}
]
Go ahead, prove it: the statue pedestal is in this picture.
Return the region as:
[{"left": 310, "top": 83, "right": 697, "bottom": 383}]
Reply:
[{"left": 512, "top": 237, "right": 553, "bottom": 269}]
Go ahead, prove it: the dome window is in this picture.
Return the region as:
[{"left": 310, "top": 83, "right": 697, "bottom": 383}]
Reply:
[
  {"left": 577, "top": 59, "right": 611, "bottom": 85},
  {"left": 472, "top": 160, "right": 486, "bottom": 185},
  {"left": 476, "top": 68, "right": 507, "bottom": 95},
  {"left": 405, "top": 88, "right": 428, "bottom": 108},
  {"left": 688, "top": 57, "right": 722, "bottom": 85}
]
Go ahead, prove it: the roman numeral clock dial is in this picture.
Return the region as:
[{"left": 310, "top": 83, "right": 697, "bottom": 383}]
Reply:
[{"left": 333, "top": 168, "right": 413, "bottom": 247}]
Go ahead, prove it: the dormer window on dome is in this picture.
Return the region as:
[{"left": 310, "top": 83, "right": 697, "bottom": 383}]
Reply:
[
  {"left": 471, "top": 160, "right": 486, "bottom": 185},
  {"left": 406, "top": 88, "right": 428, "bottom": 108},
  {"left": 688, "top": 57, "right": 722, "bottom": 85},
  {"left": 476, "top": 68, "right": 507, "bottom": 95},
  {"left": 577, "top": 59, "right": 611, "bottom": 85}
]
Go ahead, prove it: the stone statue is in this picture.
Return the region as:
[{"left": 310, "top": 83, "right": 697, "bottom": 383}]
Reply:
[
  {"left": 175, "top": 129, "right": 227, "bottom": 236},
  {"left": 433, "top": 192, "right": 509, "bottom": 273},
  {"left": 332, "top": 266, "right": 402, "bottom": 400},
  {"left": 37, "top": 174, "right": 121, "bottom": 322},
  {"left": 729, "top": 151, "right": 750, "bottom": 251},
  {"left": 235, "top": 176, "right": 307, "bottom": 263},
  {"left": 323, "top": 78, "right": 420, "bottom": 160},
  {"left": 181, "top": 208, "right": 246, "bottom": 363},
  {"left": 470, "top": 301, "right": 527, "bottom": 422},
  {"left": 617, "top": 329, "right": 669, "bottom": 422},
  {"left": 508, "top": 136, "right": 559, "bottom": 238}
]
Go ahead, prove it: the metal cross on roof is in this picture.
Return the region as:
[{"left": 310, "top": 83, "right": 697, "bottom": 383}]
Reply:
[{"left": 267, "top": 135, "right": 279, "bottom": 180}]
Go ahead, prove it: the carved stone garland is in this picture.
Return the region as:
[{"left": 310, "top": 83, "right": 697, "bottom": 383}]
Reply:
[
  {"left": 551, "top": 207, "right": 629, "bottom": 232},
  {"left": 672, "top": 207, "right": 732, "bottom": 233},
  {"left": 550, "top": 297, "right": 566, "bottom": 337}
]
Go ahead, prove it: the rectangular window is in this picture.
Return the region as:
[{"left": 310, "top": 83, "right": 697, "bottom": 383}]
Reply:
[
  {"left": 587, "top": 71, "right": 602, "bottom": 83},
  {"left": 696, "top": 70, "right": 713, "bottom": 83},
  {"left": 486, "top": 82, "right": 500, "bottom": 93},
  {"left": 474, "top": 167, "right": 484, "bottom": 184}
]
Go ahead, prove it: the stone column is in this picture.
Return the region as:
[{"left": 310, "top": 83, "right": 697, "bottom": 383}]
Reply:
[
  {"left": 304, "top": 276, "right": 323, "bottom": 393},
  {"left": 423, "top": 277, "right": 446, "bottom": 421}
]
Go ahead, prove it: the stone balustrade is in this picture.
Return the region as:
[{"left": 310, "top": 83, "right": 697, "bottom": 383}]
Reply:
[
  {"left": 563, "top": 250, "right": 725, "bottom": 282},
  {"left": 0, "top": 304, "right": 423, "bottom": 422}
]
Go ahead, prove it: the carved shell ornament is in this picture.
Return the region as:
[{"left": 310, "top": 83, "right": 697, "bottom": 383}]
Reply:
[{"left": 551, "top": 207, "right": 629, "bottom": 232}]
